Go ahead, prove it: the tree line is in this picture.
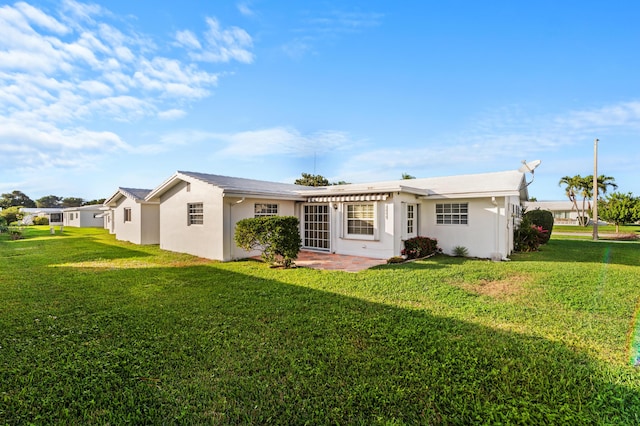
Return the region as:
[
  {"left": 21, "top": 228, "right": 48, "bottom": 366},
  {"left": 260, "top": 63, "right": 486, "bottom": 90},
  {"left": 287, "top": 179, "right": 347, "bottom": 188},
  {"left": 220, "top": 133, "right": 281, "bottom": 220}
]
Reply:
[{"left": 0, "top": 190, "right": 105, "bottom": 209}]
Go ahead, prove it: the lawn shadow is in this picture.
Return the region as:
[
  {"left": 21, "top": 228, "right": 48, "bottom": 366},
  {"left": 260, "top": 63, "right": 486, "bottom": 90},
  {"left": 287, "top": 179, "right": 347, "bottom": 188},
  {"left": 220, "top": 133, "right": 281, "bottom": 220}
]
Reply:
[{"left": 5, "top": 259, "right": 639, "bottom": 424}]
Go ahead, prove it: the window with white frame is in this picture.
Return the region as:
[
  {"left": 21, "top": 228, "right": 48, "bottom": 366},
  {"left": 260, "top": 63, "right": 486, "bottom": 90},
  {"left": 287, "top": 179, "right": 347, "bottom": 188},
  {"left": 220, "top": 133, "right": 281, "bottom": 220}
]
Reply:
[
  {"left": 254, "top": 203, "right": 278, "bottom": 217},
  {"left": 346, "top": 203, "right": 375, "bottom": 236},
  {"left": 436, "top": 203, "right": 468, "bottom": 224},
  {"left": 124, "top": 208, "right": 132, "bottom": 222},
  {"left": 187, "top": 203, "right": 203, "bottom": 225}
]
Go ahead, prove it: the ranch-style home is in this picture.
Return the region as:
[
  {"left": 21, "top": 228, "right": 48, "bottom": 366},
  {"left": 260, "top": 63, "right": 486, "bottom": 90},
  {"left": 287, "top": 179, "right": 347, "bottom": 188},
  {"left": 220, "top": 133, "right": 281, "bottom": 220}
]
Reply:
[
  {"left": 144, "top": 169, "right": 529, "bottom": 261},
  {"left": 62, "top": 205, "right": 104, "bottom": 228},
  {"left": 103, "top": 188, "right": 160, "bottom": 245},
  {"left": 523, "top": 200, "right": 580, "bottom": 225},
  {"left": 20, "top": 207, "right": 64, "bottom": 225}
]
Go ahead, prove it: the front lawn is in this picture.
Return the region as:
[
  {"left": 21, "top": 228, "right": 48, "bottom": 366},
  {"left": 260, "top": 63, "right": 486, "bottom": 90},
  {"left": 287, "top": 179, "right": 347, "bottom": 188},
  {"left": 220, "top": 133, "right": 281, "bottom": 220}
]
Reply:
[{"left": 1, "top": 227, "right": 639, "bottom": 424}]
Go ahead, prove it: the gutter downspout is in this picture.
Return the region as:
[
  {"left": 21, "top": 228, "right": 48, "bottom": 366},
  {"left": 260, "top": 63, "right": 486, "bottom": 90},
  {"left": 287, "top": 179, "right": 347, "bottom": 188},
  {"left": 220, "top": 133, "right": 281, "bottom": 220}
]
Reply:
[{"left": 491, "top": 197, "right": 501, "bottom": 261}]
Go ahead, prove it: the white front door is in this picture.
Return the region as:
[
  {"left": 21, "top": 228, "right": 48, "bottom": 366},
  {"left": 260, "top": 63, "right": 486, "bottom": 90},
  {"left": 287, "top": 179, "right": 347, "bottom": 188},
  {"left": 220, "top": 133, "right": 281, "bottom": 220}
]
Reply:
[{"left": 303, "top": 204, "right": 330, "bottom": 251}]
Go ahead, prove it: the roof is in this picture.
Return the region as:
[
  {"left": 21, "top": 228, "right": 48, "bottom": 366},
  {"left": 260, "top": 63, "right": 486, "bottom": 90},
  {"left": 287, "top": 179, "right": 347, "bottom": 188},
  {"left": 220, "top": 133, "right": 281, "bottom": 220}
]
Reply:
[
  {"left": 20, "top": 207, "right": 64, "bottom": 214},
  {"left": 307, "top": 170, "right": 528, "bottom": 200},
  {"left": 146, "top": 171, "right": 315, "bottom": 201},
  {"left": 524, "top": 200, "right": 576, "bottom": 211},
  {"left": 62, "top": 204, "right": 104, "bottom": 212},
  {"left": 104, "top": 187, "right": 153, "bottom": 206},
  {"left": 146, "top": 169, "right": 529, "bottom": 202}
]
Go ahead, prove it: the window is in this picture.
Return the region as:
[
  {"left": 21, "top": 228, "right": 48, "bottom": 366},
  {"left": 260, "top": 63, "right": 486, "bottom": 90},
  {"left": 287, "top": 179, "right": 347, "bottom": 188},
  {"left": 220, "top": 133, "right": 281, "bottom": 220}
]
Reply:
[
  {"left": 254, "top": 203, "right": 278, "bottom": 217},
  {"left": 124, "top": 208, "right": 132, "bottom": 222},
  {"left": 436, "top": 203, "right": 468, "bottom": 224},
  {"left": 346, "top": 203, "right": 375, "bottom": 236},
  {"left": 407, "top": 204, "right": 415, "bottom": 234},
  {"left": 188, "top": 203, "right": 203, "bottom": 225}
]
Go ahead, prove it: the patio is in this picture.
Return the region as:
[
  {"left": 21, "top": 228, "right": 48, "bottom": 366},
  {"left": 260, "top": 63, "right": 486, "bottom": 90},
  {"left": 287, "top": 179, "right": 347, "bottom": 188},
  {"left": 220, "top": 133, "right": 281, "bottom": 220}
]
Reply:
[{"left": 293, "top": 250, "right": 387, "bottom": 272}]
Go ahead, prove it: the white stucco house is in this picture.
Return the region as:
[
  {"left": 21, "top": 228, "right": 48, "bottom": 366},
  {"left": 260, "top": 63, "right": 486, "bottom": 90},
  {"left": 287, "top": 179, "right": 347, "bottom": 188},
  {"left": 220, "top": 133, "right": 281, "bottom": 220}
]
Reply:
[
  {"left": 20, "top": 207, "right": 64, "bottom": 225},
  {"left": 145, "top": 169, "right": 529, "bottom": 261},
  {"left": 103, "top": 188, "right": 159, "bottom": 245},
  {"left": 523, "top": 200, "right": 580, "bottom": 225},
  {"left": 62, "top": 205, "right": 104, "bottom": 228}
]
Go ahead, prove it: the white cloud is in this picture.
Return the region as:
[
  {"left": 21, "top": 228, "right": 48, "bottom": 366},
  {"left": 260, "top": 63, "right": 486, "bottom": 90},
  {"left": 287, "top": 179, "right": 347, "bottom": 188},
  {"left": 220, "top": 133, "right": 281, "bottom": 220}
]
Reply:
[
  {"left": 0, "top": 1, "right": 252, "bottom": 177},
  {"left": 182, "top": 17, "right": 254, "bottom": 64},
  {"left": 556, "top": 101, "right": 640, "bottom": 130},
  {"left": 237, "top": 2, "right": 255, "bottom": 17},
  {"left": 14, "top": 1, "right": 69, "bottom": 34},
  {"left": 175, "top": 30, "right": 202, "bottom": 50},
  {"left": 158, "top": 108, "right": 186, "bottom": 120},
  {"left": 217, "top": 127, "right": 355, "bottom": 157}
]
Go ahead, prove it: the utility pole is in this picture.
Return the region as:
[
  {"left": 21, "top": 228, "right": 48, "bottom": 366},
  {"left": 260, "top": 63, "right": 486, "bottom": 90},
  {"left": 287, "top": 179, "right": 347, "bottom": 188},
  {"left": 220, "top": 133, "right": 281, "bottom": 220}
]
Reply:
[{"left": 592, "top": 138, "right": 599, "bottom": 241}]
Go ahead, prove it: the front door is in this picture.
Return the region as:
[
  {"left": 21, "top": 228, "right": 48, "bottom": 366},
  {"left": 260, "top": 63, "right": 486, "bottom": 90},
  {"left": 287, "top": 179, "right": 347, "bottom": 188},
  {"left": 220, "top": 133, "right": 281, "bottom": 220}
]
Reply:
[{"left": 303, "top": 204, "right": 330, "bottom": 251}]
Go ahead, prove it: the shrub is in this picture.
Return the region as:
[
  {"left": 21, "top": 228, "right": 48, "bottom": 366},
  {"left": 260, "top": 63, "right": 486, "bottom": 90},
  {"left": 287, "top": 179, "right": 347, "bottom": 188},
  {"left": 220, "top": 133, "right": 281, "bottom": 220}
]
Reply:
[
  {"left": 33, "top": 216, "right": 49, "bottom": 225},
  {"left": 8, "top": 226, "right": 24, "bottom": 240},
  {"left": 235, "top": 216, "right": 301, "bottom": 268},
  {"left": 402, "top": 236, "right": 440, "bottom": 260},
  {"left": 386, "top": 256, "right": 405, "bottom": 264},
  {"left": 514, "top": 215, "right": 548, "bottom": 252},
  {"left": 524, "top": 209, "right": 554, "bottom": 244},
  {"left": 453, "top": 246, "right": 469, "bottom": 257}
]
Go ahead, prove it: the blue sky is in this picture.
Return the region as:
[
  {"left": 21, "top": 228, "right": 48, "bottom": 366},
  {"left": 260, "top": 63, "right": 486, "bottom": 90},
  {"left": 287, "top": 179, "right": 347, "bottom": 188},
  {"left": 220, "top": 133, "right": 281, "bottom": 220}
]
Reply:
[{"left": 1, "top": 0, "right": 639, "bottom": 202}]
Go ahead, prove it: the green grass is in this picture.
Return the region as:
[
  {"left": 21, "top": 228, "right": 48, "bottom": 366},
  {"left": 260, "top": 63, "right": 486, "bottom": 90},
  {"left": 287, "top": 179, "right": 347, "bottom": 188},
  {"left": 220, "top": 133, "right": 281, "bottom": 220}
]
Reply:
[
  {"left": 1, "top": 227, "right": 639, "bottom": 424},
  {"left": 554, "top": 224, "right": 640, "bottom": 235}
]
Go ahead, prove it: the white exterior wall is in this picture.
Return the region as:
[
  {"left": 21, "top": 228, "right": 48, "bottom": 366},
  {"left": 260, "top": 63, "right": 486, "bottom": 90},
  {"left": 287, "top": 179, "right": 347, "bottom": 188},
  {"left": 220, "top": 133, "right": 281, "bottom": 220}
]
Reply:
[
  {"left": 111, "top": 198, "right": 158, "bottom": 245},
  {"left": 140, "top": 203, "right": 160, "bottom": 245},
  {"left": 159, "top": 180, "right": 225, "bottom": 260},
  {"left": 104, "top": 210, "right": 114, "bottom": 234},
  {"left": 224, "top": 197, "right": 297, "bottom": 260},
  {"left": 113, "top": 197, "right": 142, "bottom": 244},
  {"left": 421, "top": 197, "right": 515, "bottom": 260},
  {"left": 63, "top": 209, "right": 102, "bottom": 227},
  {"left": 328, "top": 197, "right": 396, "bottom": 259}
]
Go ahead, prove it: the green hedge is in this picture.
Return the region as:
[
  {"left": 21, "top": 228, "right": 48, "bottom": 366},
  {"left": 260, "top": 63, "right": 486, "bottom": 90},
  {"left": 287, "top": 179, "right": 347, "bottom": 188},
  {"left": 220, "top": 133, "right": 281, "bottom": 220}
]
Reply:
[
  {"left": 235, "top": 216, "right": 301, "bottom": 268},
  {"left": 524, "top": 209, "right": 554, "bottom": 244}
]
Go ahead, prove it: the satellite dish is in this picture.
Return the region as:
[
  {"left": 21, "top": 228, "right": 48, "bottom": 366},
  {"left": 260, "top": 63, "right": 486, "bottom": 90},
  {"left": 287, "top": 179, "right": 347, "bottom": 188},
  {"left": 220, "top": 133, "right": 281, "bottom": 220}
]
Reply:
[{"left": 518, "top": 159, "right": 542, "bottom": 173}]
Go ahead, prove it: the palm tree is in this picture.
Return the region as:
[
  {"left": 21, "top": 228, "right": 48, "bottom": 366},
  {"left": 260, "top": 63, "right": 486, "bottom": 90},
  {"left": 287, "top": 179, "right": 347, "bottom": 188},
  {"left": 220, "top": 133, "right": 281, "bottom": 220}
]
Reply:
[{"left": 558, "top": 175, "right": 617, "bottom": 226}]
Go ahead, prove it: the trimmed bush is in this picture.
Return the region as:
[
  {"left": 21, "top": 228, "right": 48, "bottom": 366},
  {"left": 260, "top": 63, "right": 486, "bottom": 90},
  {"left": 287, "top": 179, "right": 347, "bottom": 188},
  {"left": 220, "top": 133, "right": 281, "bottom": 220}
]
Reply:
[
  {"left": 33, "top": 216, "right": 49, "bottom": 225},
  {"left": 402, "top": 236, "right": 440, "bottom": 260},
  {"left": 524, "top": 209, "right": 554, "bottom": 244},
  {"left": 235, "top": 216, "right": 301, "bottom": 268}
]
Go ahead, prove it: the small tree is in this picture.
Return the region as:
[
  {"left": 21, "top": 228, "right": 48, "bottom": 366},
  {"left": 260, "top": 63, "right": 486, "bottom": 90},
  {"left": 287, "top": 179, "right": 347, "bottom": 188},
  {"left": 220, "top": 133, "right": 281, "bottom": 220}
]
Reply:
[
  {"left": 598, "top": 192, "right": 640, "bottom": 233},
  {"left": 235, "top": 216, "right": 302, "bottom": 268},
  {"left": 62, "top": 197, "right": 84, "bottom": 207},
  {"left": 295, "top": 173, "right": 329, "bottom": 187},
  {"left": 36, "top": 195, "right": 62, "bottom": 208},
  {"left": 0, "top": 206, "right": 23, "bottom": 225}
]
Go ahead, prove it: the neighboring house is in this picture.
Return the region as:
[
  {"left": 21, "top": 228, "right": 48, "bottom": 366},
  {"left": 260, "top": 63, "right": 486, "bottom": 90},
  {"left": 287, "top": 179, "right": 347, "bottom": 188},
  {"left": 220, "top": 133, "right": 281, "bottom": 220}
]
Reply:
[
  {"left": 63, "top": 205, "right": 104, "bottom": 228},
  {"left": 103, "top": 188, "right": 159, "bottom": 245},
  {"left": 20, "top": 207, "right": 64, "bottom": 225},
  {"left": 524, "top": 201, "right": 580, "bottom": 225},
  {"left": 145, "top": 169, "right": 528, "bottom": 261}
]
